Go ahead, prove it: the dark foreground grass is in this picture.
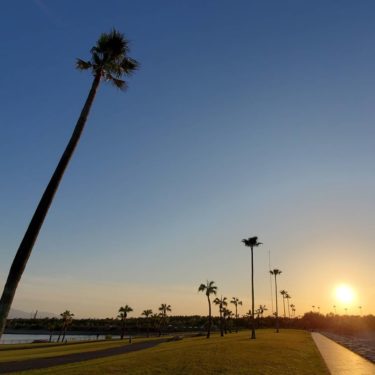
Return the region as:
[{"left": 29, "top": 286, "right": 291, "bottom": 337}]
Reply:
[{"left": 14, "top": 329, "right": 328, "bottom": 375}]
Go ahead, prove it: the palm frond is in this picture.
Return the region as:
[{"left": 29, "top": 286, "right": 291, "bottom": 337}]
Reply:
[
  {"left": 76, "top": 58, "right": 92, "bottom": 71},
  {"left": 198, "top": 284, "right": 206, "bottom": 292},
  {"left": 108, "top": 75, "right": 127, "bottom": 90}
]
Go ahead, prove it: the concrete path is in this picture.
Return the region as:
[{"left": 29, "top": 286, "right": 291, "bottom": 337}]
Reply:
[{"left": 312, "top": 332, "right": 375, "bottom": 375}]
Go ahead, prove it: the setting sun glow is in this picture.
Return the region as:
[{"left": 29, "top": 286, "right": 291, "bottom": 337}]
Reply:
[{"left": 335, "top": 284, "right": 355, "bottom": 304}]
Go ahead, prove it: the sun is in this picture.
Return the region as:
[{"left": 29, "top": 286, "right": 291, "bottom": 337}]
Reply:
[{"left": 335, "top": 284, "right": 355, "bottom": 304}]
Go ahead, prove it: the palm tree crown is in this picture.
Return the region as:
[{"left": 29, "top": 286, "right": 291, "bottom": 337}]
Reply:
[
  {"left": 60, "top": 310, "right": 74, "bottom": 323},
  {"left": 270, "top": 269, "right": 282, "bottom": 276},
  {"left": 76, "top": 29, "right": 138, "bottom": 89},
  {"left": 198, "top": 281, "right": 218, "bottom": 297},
  {"left": 214, "top": 296, "right": 228, "bottom": 309},
  {"left": 142, "top": 309, "right": 153, "bottom": 318},
  {"left": 241, "top": 237, "right": 262, "bottom": 248},
  {"left": 230, "top": 297, "right": 243, "bottom": 317},
  {"left": 158, "top": 304, "right": 172, "bottom": 317},
  {"left": 118, "top": 305, "right": 133, "bottom": 319}
]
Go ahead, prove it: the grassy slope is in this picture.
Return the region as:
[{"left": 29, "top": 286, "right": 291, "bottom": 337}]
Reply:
[{"left": 17, "top": 330, "right": 329, "bottom": 375}]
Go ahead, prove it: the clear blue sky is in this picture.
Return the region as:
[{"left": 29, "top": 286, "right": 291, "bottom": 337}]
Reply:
[{"left": 0, "top": 0, "right": 374, "bottom": 318}]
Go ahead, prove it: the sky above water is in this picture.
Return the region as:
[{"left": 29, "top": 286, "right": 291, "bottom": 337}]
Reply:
[{"left": 0, "top": 0, "right": 374, "bottom": 318}]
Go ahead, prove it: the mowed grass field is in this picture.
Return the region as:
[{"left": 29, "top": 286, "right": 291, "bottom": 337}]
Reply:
[{"left": 6, "top": 329, "right": 329, "bottom": 375}]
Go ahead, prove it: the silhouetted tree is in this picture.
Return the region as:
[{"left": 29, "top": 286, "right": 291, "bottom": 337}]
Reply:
[
  {"left": 270, "top": 268, "right": 282, "bottom": 333},
  {"left": 222, "top": 308, "right": 233, "bottom": 333},
  {"left": 230, "top": 297, "right": 243, "bottom": 333},
  {"left": 198, "top": 281, "right": 217, "bottom": 338},
  {"left": 286, "top": 293, "right": 292, "bottom": 318},
  {"left": 242, "top": 236, "right": 262, "bottom": 339},
  {"left": 58, "top": 310, "right": 74, "bottom": 342},
  {"left": 290, "top": 304, "right": 295, "bottom": 318},
  {"left": 280, "top": 290, "right": 287, "bottom": 318},
  {"left": 0, "top": 29, "right": 139, "bottom": 338},
  {"left": 141, "top": 309, "right": 153, "bottom": 337},
  {"left": 118, "top": 305, "right": 133, "bottom": 339},
  {"left": 214, "top": 296, "right": 228, "bottom": 337},
  {"left": 158, "top": 304, "right": 171, "bottom": 336}
]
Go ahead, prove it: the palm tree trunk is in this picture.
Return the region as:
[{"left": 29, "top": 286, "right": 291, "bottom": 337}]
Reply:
[
  {"left": 282, "top": 297, "right": 286, "bottom": 318},
  {"left": 0, "top": 72, "right": 102, "bottom": 338},
  {"left": 251, "top": 247, "right": 256, "bottom": 339},
  {"left": 62, "top": 325, "right": 67, "bottom": 342},
  {"left": 287, "top": 299, "right": 290, "bottom": 318},
  {"left": 219, "top": 309, "right": 224, "bottom": 337},
  {"left": 207, "top": 295, "right": 211, "bottom": 339},
  {"left": 235, "top": 305, "right": 238, "bottom": 333},
  {"left": 274, "top": 275, "right": 279, "bottom": 333}
]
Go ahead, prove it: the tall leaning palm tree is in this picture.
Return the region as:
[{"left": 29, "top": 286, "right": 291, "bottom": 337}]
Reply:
[
  {"left": 230, "top": 297, "right": 242, "bottom": 333},
  {"left": 118, "top": 305, "right": 133, "bottom": 340},
  {"left": 198, "top": 281, "right": 217, "bottom": 338},
  {"left": 270, "top": 268, "right": 282, "bottom": 333},
  {"left": 242, "top": 236, "right": 262, "bottom": 339},
  {"left": 0, "top": 29, "right": 138, "bottom": 338}
]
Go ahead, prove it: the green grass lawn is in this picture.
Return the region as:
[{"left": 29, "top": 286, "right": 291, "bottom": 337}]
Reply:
[
  {"left": 0, "top": 338, "right": 151, "bottom": 362},
  {"left": 13, "top": 329, "right": 329, "bottom": 375}
]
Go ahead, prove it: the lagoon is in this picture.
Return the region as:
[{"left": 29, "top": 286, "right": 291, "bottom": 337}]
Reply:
[{"left": 0, "top": 333, "right": 113, "bottom": 344}]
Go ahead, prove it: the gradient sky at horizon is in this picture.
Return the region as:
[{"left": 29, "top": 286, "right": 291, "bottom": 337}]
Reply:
[{"left": 0, "top": 0, "right": 374, "bottom": 318}]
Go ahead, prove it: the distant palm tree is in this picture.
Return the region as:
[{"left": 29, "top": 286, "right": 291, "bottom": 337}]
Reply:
[
  {"left": 118, "top": 305, "right": 133, "bottom": 339},
  {"left": 358, "top": 306, "right": 362, "bottom": 316},
  {"left": 151, "top": 313, "right": 160, "bottom": 333},
  {"left": 290, "top": 304, "right": 295, "bottom": 318},
  {"left": 333, "top": 305, "right": 337, "bottom": 314},
  {"left": 312, "top": 305, "right": 315, "bottom": 312},
  {"left": 242, "top": 236, "right": 262, "bottom": 339},
  {"left": 222, "top": 308, "right": 233, "bottom": 334},
  {"left": 244, "top": 309, "right": 252, "bottom": 320},
  {"left": 158, "top": 303, "right": 172, "bottom": 336},
  {"left": 59, "top": 310, "right": 74, "bottom": 342},
  {"left": 286, "top": 293, "right": 292, "bottom": 318},
  {"left": 0, "top": 29, "right": 139, "bottom": 338},
  {"left": 214, "top": 296, "right": 228, "bottom": 337},
  {"left": 198, "top": 281, "right": 217, "bottom": 338},
  {"left": 230, "top": 297, "right": 243, "bottom": 333},
  {"left": 270, "top": 269, "right": 282, "bottom": 333},
  {"left": 257, "top": 304, "right": 267, "bottom": 318},
  {"left": 141, "top": 309, "right": 153, "bottom": 337},
  {"left": 280, "top": 290, "right": 287, "bottom": 318}
]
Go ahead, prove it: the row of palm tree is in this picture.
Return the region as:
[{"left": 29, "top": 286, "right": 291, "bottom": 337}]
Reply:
[
  {"left": 198, "top": 280, "right": 244, "bottom": 338},
  {"left": 117, "top": 304, "right": 172, "bottom": 338}
]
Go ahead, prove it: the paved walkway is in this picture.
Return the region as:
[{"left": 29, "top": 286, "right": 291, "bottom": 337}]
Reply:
[
  {"left": 312, "top": 332, "right": 375, "bottom": 375},
  {"left": 0, "top": 338, "right": 168, "bottom": 374}
]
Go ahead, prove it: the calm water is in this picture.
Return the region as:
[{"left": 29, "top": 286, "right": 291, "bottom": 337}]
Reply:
[{"left": 0, "top": 333, "right": 117, "bottom": 344}]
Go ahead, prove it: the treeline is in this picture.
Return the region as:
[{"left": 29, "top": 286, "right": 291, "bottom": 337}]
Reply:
[{"left": 6, "top": 313, "right": 375, "bottom": 337}]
